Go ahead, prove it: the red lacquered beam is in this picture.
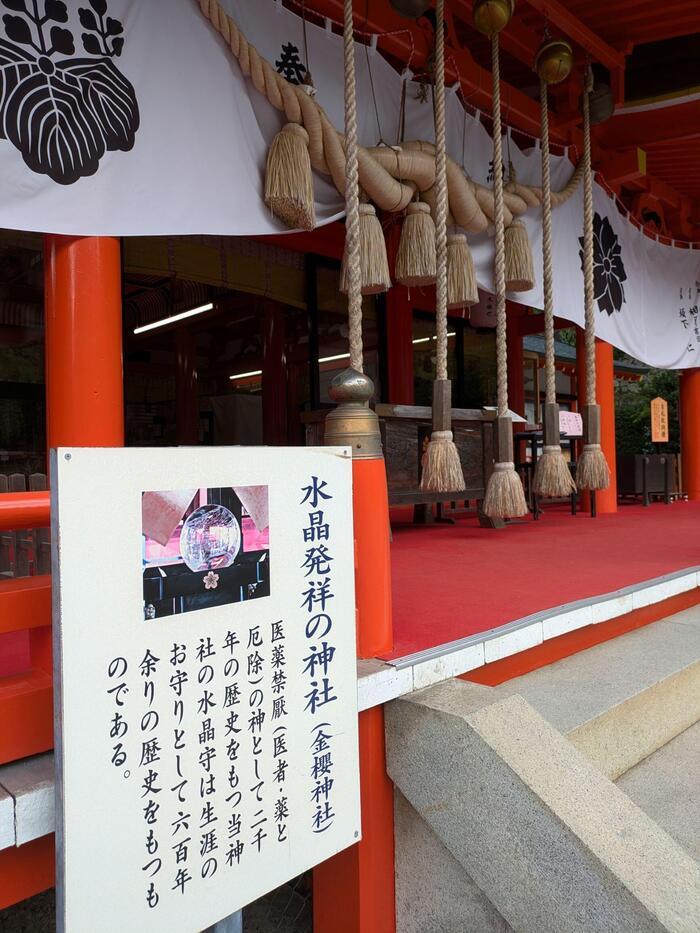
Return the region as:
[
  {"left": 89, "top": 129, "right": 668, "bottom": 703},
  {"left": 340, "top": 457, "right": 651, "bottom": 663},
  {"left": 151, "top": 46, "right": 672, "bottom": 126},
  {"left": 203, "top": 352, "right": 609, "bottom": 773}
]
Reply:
[{"left": 0, "top": 492, "right": 50, "bottom": 531}]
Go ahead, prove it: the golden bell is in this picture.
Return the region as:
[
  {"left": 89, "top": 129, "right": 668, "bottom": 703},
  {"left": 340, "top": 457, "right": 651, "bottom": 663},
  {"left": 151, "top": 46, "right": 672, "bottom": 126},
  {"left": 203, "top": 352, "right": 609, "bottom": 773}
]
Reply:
[
  {"left": 534, "top": 38, "right": 573, "bottom": 85},
  {"left": 472, "top": 0, "right": 515, "bottom": 38}
]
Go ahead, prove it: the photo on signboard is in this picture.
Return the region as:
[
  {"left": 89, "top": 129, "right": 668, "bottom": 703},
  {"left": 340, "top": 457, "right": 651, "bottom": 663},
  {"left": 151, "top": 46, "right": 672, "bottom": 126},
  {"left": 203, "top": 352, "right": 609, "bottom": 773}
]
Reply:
[{"left": 141, "top": 486, "right": 270, "bottom": 619}]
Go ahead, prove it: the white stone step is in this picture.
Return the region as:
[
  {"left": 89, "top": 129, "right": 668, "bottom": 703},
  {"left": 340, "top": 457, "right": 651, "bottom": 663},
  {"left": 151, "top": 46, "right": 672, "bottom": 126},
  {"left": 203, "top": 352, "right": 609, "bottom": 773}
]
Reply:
[
  {"left": 387, "top": 679, "right": 700, "bottom": 933},
  {"left": 494, "top": 606, "right": 700, "bottom": 779},
  {"left": 616, "top": 721, "right": 700, "bottom": 862}
]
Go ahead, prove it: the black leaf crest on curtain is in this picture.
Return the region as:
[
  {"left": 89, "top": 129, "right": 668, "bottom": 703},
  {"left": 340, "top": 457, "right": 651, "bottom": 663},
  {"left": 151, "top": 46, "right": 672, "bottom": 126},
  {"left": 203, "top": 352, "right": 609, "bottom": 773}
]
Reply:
[
  {"left": 0, "top": 0, "right": 139, "bottom": 184},
  {"left": 578, "top": 213, "right": 627, "bottom": 316}
]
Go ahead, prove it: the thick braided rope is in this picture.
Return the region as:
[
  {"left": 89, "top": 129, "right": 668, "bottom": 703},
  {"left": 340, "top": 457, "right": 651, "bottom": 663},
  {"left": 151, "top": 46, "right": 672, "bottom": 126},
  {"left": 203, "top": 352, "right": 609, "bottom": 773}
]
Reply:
[
  {"left": 342, "top": 0, "right": 363, "bottom": 372},
  {"left": 434, "top": 0, "right": 448, "bottom": 382},
  {"left": 197, "top": 0, "right": 583, "bottom": 231},
  {"left": 540, "top": 77, "right": 556, "bottom": 406},
  {"left": 582, "top": 68, "right": 596, "bottom": 405},
  {"left": 491, "top": 34, "right": 508, "bottom": 417}
]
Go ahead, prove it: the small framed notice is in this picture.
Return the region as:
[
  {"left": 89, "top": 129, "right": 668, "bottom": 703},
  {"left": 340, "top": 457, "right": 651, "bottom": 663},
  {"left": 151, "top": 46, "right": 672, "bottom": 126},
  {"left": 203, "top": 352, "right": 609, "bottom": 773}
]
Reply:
[
  {"left": 52, "top": 446, "right": 360, "bottom": 933},
  {"left": 651, "top": 397, "right": 669, "bottom": 444}
]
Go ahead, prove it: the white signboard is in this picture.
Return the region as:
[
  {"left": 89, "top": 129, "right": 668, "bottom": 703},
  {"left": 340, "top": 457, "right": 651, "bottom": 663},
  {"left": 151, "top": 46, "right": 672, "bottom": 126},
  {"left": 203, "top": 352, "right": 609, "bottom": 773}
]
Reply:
[{"left": 52, "top": 446, "right": 360, "bottom": 933}]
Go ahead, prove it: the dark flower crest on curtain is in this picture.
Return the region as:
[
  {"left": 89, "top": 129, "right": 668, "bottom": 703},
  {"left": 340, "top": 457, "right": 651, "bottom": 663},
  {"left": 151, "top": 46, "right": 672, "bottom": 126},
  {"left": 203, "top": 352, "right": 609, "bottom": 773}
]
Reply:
[
  {"left": 0, "top": 0, "right": 140, "bottom": 184},
  {"left": 579, "top": 212, "right": 627, "bottom": 316}
]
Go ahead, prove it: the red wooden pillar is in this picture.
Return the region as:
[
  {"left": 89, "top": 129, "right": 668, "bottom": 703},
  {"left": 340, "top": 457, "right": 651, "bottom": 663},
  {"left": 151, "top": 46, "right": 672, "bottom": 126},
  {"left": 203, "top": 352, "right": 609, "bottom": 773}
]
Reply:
[
  {"left": 175, "top": 328, "right": 199, "bottom": 445},
  {"left": 680, "top": 368, "right": 700, "bottom": 500},
  {"left": 314, "top": 376, "right": 395, "bottom": 932},
  {"left": 385, "top": 223, "right": 414, "bottom": 405},
  {"left": 262, "top": 301, "right": 288, "bottom": 445},
  {"left": 44, "top": 234, "right": 124, "bottom": 673},
  {"left": 1, "top": 235, "right": 126, "bottom": 906},
  {"left": 595, "top": 340, "right": 617, "bottom": 513},
  {"left": 45, "top": 236, "right": 124, "bottom": 447},
  {"left": 577, "top": 329, "right": 617, "bottom": 514},
  {"left": 314, "top": 462, "right": 395, "bottom": 933}
]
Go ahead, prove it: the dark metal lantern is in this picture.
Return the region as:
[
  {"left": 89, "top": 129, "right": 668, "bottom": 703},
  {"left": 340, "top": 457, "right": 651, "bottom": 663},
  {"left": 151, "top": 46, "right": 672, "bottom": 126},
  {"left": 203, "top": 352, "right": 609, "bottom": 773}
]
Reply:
[
  {"left": 389, "top": 0, "right": 432, "bottom": 18},
  {"left": 534, "top": 38, "right": 573, "bottom": 85},
  {"left": 472, "top": 0, "right": 515, "bottom": 38},
  {"left": 588, "top": 79, "right": 615, "bottom": 125}
]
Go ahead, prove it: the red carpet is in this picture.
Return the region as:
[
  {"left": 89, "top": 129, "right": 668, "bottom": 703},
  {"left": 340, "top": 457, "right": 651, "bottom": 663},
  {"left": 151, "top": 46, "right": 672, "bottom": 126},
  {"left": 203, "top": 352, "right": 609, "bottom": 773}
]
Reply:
[{"left": 385, "top": 500, "right": 700, "bottom": 660}]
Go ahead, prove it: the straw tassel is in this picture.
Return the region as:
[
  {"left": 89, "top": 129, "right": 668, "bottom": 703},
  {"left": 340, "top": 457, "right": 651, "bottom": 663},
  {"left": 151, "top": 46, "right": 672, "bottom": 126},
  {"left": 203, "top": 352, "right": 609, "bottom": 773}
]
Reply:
[
  {"left": 420, "top": 380, "right": 465, "bottom": 493},
  {"left": 504, "top": 219, "right": 535, "bottom": 292},
  {"left": 421, "top": 430, "right": 465, "bottom": 492},
  {"left": 482, "top": 30, "right": 528, "bottom": 520},
  {"left": 341, "top": 203, "right": 391, "bottom": 295},
  {"left": 417, "top": 0, "right": 464, "bottom": 494},
  {"left": 396, "top": 202, "right": 436, "bottom": 287},
  {"left": 531, "top": 400, "right": 577, "bottom": 499},
  {"left": 532, "top": 402, "right": 577, "bottom": 497},
  {"left": 264, "top": 123, "right": 315, "bottom": 231},
  {"left": 577, "top": 404, "right": 610, "bottom": 490},
  {"left": 578, "top": 72, "right": 611, "bottom": 493},
  {"left": 447, "top": 234, "right": 478, "bottom": 309},
  {"left": 483, "top": 460, "right": 529, "bottom": 519}
]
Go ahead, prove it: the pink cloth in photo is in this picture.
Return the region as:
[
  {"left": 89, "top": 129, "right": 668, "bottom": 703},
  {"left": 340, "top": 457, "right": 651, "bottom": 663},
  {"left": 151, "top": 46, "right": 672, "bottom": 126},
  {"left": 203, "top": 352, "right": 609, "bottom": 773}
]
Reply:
[
  {"left": 142, "top": 489, "right": 197, "bottom": 546},
  {"left": 234, "top": 485, "right": 269, "bottom": 532}
]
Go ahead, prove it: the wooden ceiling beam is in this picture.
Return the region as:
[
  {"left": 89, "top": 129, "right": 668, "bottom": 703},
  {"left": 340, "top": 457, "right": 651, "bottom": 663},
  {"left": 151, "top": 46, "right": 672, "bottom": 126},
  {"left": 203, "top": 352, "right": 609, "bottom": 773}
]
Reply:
[
  {"left": 304, "top": 0, "right": 563, "bottom": 141},
  {"left": 520, "top": 0, "right": 626, "bottom": 71},
  {"left": 600, "top": 99, "right": 700, "bottom": 149}
]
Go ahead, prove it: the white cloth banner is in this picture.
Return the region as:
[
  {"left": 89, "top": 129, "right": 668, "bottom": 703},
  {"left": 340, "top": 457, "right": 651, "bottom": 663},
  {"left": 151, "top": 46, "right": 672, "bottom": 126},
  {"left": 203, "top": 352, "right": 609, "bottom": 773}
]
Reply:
[{"left": 1, "top": 0, "right": 699, "bottom": 368}]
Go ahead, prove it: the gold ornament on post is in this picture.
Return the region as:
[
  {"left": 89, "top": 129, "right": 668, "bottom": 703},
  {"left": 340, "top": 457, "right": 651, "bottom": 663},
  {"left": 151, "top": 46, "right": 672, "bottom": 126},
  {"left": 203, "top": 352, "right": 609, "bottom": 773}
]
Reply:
[
  {"left": 534, "top": 38, "right": 573, "bottom": 86},
  {"left": 472, "top": 0, "right": 514, "bottom": 38}
]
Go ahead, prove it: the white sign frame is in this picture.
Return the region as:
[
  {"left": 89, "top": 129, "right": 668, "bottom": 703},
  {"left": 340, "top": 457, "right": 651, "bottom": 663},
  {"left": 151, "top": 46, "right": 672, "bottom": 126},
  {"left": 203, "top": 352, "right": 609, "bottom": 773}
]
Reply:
[{"left": 52, "top": 446, "right": 360, "bottom": 933}]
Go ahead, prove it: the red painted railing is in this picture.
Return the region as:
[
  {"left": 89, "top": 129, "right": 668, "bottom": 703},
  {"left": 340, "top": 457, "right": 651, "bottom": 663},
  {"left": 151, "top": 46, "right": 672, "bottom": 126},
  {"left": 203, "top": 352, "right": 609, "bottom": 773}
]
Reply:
[
  {"left": 0, "top": 492, "right": 50, "bottom": 532},
  {"left": 0, "top": 492, "right": 53, "bottom": 765}
]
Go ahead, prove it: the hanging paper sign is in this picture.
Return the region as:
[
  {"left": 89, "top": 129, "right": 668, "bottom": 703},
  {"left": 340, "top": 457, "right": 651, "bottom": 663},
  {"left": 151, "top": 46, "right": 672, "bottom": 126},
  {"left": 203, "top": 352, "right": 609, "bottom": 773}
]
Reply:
[
  {"left": 52, "top": 446, "right": 359, "bottom": 933},
  {"left": 651, "top": 397, "right": 669, "bottom": 443},
  {"left": 559, "top": 411, "right": 583, "bottom": 437}
]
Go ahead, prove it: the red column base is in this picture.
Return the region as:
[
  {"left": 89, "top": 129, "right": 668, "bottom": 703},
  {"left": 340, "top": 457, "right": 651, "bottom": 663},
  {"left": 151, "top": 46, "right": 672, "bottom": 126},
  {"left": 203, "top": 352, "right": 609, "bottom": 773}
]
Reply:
[{"left": 313, "top": 706, "right": 395, "bottom": 933}]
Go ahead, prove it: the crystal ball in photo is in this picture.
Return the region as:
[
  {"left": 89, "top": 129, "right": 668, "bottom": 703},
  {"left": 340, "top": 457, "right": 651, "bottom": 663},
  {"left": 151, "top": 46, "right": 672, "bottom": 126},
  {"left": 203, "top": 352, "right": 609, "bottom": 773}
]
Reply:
[{"left": 179, "top": 504, "right": 241, "bottom": 572}]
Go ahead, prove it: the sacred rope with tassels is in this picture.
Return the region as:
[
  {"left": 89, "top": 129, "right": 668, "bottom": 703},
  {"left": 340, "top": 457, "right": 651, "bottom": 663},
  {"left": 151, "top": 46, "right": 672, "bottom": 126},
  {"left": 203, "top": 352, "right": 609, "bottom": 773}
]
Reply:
[
  {"left": 196, "top": 0, "right": 583, "bottom": 243},
  {"left": 482, "top": 30, "right": 528, "bottom": 520},
  {"left": 532, "top": 74, "right": 577, "bottom": 499},
  {"left": 341, "top": 0, "right": 363, "bottom": 371},
  {"left": 420, "top": 0, "right": 466, "bottom": 494},
  {"left": 577, "top": 67, "right": 611, "bottom": 491}
]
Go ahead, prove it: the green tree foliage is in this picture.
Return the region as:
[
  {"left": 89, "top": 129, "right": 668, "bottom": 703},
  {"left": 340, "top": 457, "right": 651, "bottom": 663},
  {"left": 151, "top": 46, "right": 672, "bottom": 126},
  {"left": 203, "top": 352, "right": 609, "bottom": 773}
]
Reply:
[{"left": 615, "top": 369, "right": 679, "bottom": 455}]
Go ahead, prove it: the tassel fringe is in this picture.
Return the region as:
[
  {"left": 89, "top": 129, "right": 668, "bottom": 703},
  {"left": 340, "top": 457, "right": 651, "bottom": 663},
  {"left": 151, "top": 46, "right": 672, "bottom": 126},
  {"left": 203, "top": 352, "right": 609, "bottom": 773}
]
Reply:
[
  {"left": 420, "top": 430, "right": 465, "bottom": 493},
  {"left": 447, "top": 234, "right": 479, "bottom": 309},
  {"left": 532, "top": 445, "right": 577, "bottom": 497},
  {"left": 483, "top": 461, "right": 529, "bottom": 519},
  {"left": 577, "top": 443, "right": 611, "bottom": 491},
  {"left": 264, "top": 123, "right": 315, "bottom": 231},
  {"left": 341, "top": 203, "right": 391, "bottom": 295},
  {"left": 396, "top": 202, "right": 436, "bottom": 287},
  {"left": 504, "top": 220, "right": 535, "bottom": 292}
]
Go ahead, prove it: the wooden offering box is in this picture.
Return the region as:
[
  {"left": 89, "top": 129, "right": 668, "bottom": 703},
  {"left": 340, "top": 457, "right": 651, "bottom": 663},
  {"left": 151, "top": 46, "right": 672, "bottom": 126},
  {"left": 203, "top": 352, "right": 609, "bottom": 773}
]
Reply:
[{"left": 304, "top": 404, "right": 494, "bottom": 508}]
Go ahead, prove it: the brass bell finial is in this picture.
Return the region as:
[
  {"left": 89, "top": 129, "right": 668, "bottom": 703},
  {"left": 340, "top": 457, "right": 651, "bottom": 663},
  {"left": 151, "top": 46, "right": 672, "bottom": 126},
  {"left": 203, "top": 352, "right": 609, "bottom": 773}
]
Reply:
[
  {"left": 534, "top": 37, "right": 573, "bottom": 85},
  {"left": 472, "top": 0, "right": 515, "bottom": 38},
  {"left": 324, "top": 368, "right": 383, "bottom": 460}
]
